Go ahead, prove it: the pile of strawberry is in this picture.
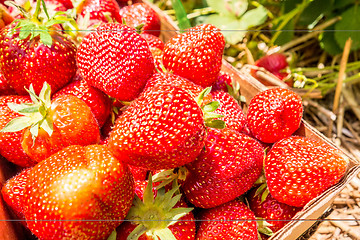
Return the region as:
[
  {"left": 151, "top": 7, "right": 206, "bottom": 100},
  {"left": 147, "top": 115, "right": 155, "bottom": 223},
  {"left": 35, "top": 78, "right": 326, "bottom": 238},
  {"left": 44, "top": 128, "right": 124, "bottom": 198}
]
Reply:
[{"left": 0, "top": 0, "right": 349, "bottom": 239}]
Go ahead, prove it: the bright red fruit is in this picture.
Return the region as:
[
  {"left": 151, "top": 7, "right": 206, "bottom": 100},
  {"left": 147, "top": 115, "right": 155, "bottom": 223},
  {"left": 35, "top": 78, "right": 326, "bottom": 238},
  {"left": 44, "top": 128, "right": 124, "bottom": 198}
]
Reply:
[
  {"left": 53, "top": 72, "right": 112, "bottom": 127},
  {"left": 163, "top": 24, "right": 225, "bottom": 88},
  {"left": 246, "top": 87, "right": 303, "bottom": 143},
  {"left": 196, "top": 199, "right": 258, "bottom": 240},
  {"left": 77, "top": 0, "right": 122, "bottom": 23},
  {"left": 77, "top": 23, "right": 155, "bottom": 101},
  {"left": 211, "top": 72, "right": 233, "bottom": 92},
  {"left": 182, "top": 128, "right": 264, "bottom": 208},
  {"left": 256, "top": 53, "right": 288, "bottom": 77},
  {"left": 0, "top": 71, "right": 15, "bottom": 96},
  {"left": 120, "top": 3, "right": 161, "bottom": 36},
  {"left": 141, "top": 33, "right": 164, "bottom": 50},
  {"left": 107, "top": 84, "right": 207, "bottom": 170},
  {"left": 265, "top": 136, "right": 348, "bottom": 207},
  {"left": 23, "top": 145, "right": 135, "bottom": 240}
]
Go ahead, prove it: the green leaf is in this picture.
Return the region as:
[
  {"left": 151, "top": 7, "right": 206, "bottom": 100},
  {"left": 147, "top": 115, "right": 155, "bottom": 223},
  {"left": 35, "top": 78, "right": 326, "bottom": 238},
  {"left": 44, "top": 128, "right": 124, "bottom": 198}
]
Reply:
[
  {"left": 238, "top": 5, "right": 268, "bottom": 29},
  {"left": 298, "top": 0, "right": 334, "bottom": 27},
  {"left": 319, "top": 29, "right": 343, "bottom": 56},
  {"left": 7, "top": 103, "right": 37, "bottom": 114},
  {"left": 143, "top": 174, "right": 155, "bottom": 204},
  {"left": 195, "top": 87, "right": 211, "bottom": 106},
  {"left": 171, "top": 0, "right": 191, "bottom": 30},
  {"left": 202, "top": 101, "right": 220, "bottom": 113},
  {"left": 106, "top": 230, "right": 117, "bottom": 240},
  {"left": 39, "top": 30, "right": 52, "bottom": 46},
  {"left": 40, "top": 117, "right": 53, "bottom": 136},
  {"left": 273, "top": 19, "right": 295, "bottom": 46},
  {"left": 205, "top": 119, "right": 226, "bottom": 129},
  {"left": 127, "top": 224, "right": 148, "bottom": 240},
  {"left": 207, "top": 0, "right": 248, "bottom": 18},
  {"left": 154, "top": 227, "right": 177, "bottom": 240},
  {"left": 39, "top": 82, "right": 51, "bottom": 108},
  {"left": 0, "top": 116, "right": 32, "bottom": 132},
  {"left": 334, "top": 5, "right": 360, "bottom": 51}
]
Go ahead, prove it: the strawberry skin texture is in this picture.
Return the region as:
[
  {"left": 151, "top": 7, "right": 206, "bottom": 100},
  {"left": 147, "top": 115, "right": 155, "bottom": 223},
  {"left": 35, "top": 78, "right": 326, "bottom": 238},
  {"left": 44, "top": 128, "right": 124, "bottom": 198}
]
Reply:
[
  {"left": 182, "top": 128, "right": 264, "bottom": 208},
  {"left": 246, "top": 87, "right": 303, "bottom": 143},
  {"left": 141, "top": 33, "right": 164, "bottom": 50},
  {"left": 0, "top": 24, "right": 77, "bottom": 95},
  {"left": 53, "top": 72, "right": 112, "bottom": 127},
  {"left": 77, "top": 23, "right": 155, "bottom": 101},
  {"left": 78, "top": 0, "right": 122, "bottom": 23},
  {"left": 0, "top": 96, "right": 37, "bottom": 167},
  {"left": 21, "top": 94, "right": 100, "bottom": 162},
  {"left": 23, "top": 145, "right": 135, "bottom": 240},
  {"left": 196, "top": 199, "right": 258, "bottom": 240},
  {"left": 107, "top": 84, "right": 206, "bottom": 170},
  {"left": 163, "top": 24, "right": 225, "bottom": 88},
  {"left": 120, "top": 3, "right": 161, "bottom": 37},
  {"left": 247, "top": 187, "right": 301, "bottom": 233},
  {"left": 265, "top": 136, "right": 348, "bottom": 207},
  {"left": 211, "top": 72, "right": 233, "bottom": 92},
  {"left": 0, "top": 71, "right": 16, "bottom": 96}
]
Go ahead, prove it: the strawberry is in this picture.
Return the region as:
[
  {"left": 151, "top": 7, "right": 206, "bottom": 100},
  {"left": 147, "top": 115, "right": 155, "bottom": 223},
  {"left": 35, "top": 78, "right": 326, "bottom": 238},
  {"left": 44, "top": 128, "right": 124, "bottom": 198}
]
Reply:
[
  {"left": 141, "top": 33, "right": 164, "bottom": 50},
  {"left": 53, "top": 72, "right": 112, "bottom": 127},
  {"left": 119, "top": 3, "right": 161, "bottom": 36},
  {"left": 128, "top": 165, "right": 149, "bottom": 182},
  {"left": 77, "top": 0, "right": 122, "bottom": 24},
  {"left": 247, "top": 185, "right": 301, "bottom": 234},
  {"left": 211, "top": 72, "right": 233, "bottom": 92},
  {"left": 22, "top": 144, "right": 135, "bottom": 240},
  {"left": 0, "top": 95, "right": 36, "bottom": 167},
  {"left": 163, "top": 24, "right": 225, "bottom": 88},
  {"left": 208, "top": 90, "right": 250, "bottom": 135},
  {"left": 0, "top": 71, "right": 16, "bottom": 96},
  {"left": 116, "top": 178, "right": 195, "bottom": 240},
  {"left": 265, "top": 136, "right": 348, "bottom": 207},
  {"left": 1, "top": 82, "right": 100, "bottom": 162},
  {"left": 0, "top": 2, "right": 77, "bottom": 96},
  {"left": 182, "top": 128, "right": 264, "bottom": 208},
  {"left": 77, "top": 23, "right": 155, "bottom": 101},
  {"left": 196, "top": 199, "right": 258, "bottom": 240},
  {"left": 255, "top": 53, "right": 288, "bottom": 77},
  {"left": 246, "top": 87, "right": 303, "bottom": 143},
  {"left": 107, "top": 84, "right": 210, "bottom": 170}
]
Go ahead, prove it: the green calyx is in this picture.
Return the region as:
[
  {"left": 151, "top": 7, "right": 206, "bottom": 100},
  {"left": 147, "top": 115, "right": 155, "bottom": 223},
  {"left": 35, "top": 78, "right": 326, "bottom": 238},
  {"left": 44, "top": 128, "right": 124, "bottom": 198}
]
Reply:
[
  {"left": 6, "top": 0, "right": 74, "bottom": 46},
  {"left": 1, "top": 82, "right": 53, "bottom": 142},
  {"left": 126, "top": 175, "right": 193, "bottom": 240},
  {"left": 152, "top": 166, "right": 189, "bottom": 190},
  {"left": 195, "top": 87, "right": 226, "bottom": 129}
]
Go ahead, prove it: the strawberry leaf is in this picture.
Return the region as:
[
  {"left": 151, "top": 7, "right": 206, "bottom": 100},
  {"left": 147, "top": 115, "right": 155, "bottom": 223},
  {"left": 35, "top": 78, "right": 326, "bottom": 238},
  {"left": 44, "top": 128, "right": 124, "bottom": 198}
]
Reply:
[
  {"left": 7, "top": 103, "right": 37, "bottom": 114},
  {"left": 202, "top": 101, "right": 220, "bottom": 113},
  {"left": 127, "top": 224, "right": 148, "bottom": 240},
  {"left": 106, "top": 230, "right": 117, "bottom": 240},
  {"left": 0, "top": 116, "right": 32, "bottom": 132},
  {"left": 40, "top": 0, "right": 50, "bottom": 20},
  {"left": 205, "top": 119, "right": 226, "bottom": 129},
  {"left": 39, "top": 29, "right": 52, "bottom": 46},
  {"left": 154, "top": 228, "right": 177, "bottom": 240}
]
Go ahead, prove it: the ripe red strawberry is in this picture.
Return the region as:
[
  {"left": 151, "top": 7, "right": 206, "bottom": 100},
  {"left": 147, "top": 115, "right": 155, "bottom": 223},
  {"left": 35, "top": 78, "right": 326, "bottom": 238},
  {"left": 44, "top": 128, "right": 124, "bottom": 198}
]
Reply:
[
  {"left": 0, "top": 95, "right": 36, "bottom": 167},
  {"left": 53, "top": 72, "right": 112, "bottom": 127},
  {"left": 77, "top": 23, "right": 155, "bottom": 101},
  {"left": 0, "top": 71, "right": 16, "bottom": 96},
  {"left": 163, "top": 24, "right": 225, "bottom": 88},
  {"left": 0, "top": 6, "right": 77, "bottom": 96},
  {"left": 22, "top": 144, "right": 134, "bottom": 240},
  {"left": 265, "top": 136, "right": 348, "bottom": 207},
  {"left": 116, "top": 178, "right": 196, "bottom": 240},
  {"left": 182, "top": 128, "right": 264, "bottom": 208},
  {"left": 256, "top": 53, "right": 288, "bottom": 77},
  {"left": 128, "top": 165, "right": 149, "bottom": 182},
  {"left": 209, "top": 90, "right": 250, "bottom": 135},
  {"left": 247, "top": 185, "right": 301, "bottom": 234},
  {"left": 246, "top": 87, "right": 303, "bottom": 143},
  {"left": 211, "top": 72, "right": 233, "bottom": 92},
  {"left": 141, "top": 33, "right": 164, "bottom": 50},
  {"left": 107, "top": 84, "right": 208, "bottom": 170},
  {"left": 77, "top": 0, "right": 122, "bottom": 23},
  {"left": 196, "top": 199, "right": 258, "bottom": 240},
  {"left": 119, "top": 3, "right": 161, "bottom": 36},
  {"left": 1, "top": 83, "right": 100, "bottom": 162}
]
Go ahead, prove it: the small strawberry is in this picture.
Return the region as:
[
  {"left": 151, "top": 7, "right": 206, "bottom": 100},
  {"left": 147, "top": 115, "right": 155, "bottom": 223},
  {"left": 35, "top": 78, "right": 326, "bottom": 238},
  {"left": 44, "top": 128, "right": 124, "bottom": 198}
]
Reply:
[
  {"left": 265, "top": 136, "right": 348, "bottom": 207},
  {"left": 77, "top": 23, "right": 155, "bottom": 101},
  {"left": 0, "top": 95, "right": 36, "bottom": 167},
  {"left": 77, "top": 0, "right": 122, "bottom": 24},
  {"left": 22, "top": 144, "right": 135, "bottom": 240},
  {"left": 247, "top": 185, "right": 301, "bottom": 234},
  {"left": 196, "top": 199, "right": 258, "bottom": 240},
  {"left": 116, "top": 178, "right": 195, "bottom": 240},
  {"left": 255, "top": 54, "right": 288, "bottom": 77},
  {"left": 163, "top": 24, "right": 225, "bottom": 88},
  {"left": 182, "top": 128, "right": 264, "bottom": 209},
  {"left": 119, "top": 3, "right": 161, "bottom": 36},
  {"left": 211, "top": 72, "right": 233, "bottom": 92},
  {"left": 107, "top": 85, "right": 223, "bottom": 170},
  {"left": 246, "top": 87, "right": 303, "bottom": 143},
  {"left": 53, "top": 72, "right": 112, "bottom": 127},
  {"left": 1, "top": 82, "right": 100, "bottom": 162},
  {"left": 0, "top": 0, "right": 77, "bottom": 96}
]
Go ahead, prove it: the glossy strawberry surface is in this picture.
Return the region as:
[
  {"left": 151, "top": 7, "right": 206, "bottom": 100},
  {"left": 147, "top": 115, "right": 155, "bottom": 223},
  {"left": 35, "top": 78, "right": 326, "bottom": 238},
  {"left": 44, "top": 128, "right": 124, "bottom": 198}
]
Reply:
[
  {"left": 163, "top": 24, "right": 225, "bottom": 88},
  {"left": 77, "top": 23, "right": 155, "bottom": 101},
  {"left": 78, "top": 0, "right": 122, "bottom": 23},
  {"left": 107, "top": 84, "right": 206, "bottom": 170},
  {"left": 265, "top": 136, "right": 348, "bottom": 207},
  {"left": 246, "top": 87, "right": 303, "bottom": 143}
]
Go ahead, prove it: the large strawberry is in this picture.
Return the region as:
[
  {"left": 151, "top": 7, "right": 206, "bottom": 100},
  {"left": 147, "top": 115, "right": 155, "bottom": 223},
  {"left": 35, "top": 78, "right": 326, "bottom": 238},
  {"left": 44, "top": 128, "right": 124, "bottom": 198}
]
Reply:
[
  {"left": 0, "top": 95, "right": 36, "bottom": 167},
  {"left": 0, "top": 0, "right": 77, "bottom": 95},
  {"left": 163, "top": 24, "right": 225, "bottom": 88},
  {"left": 53, "top": 72, "right": 112, "bottom": 127},
  {"left": 1, "top": 82, "right": 100, "bottom": 162},
  {"left": 116, "top": 178, "right": 196, "bottom": 240},
  {"left": 119, "top": 3, "right": 161, "bottom": 36},
  {"left": 77, "top": 23, "right": 155, "bottom": 101},
  {"left": 246, "top": 87, "right": 303, "bottom": 143},
  {"left": 182, "top": 128, "right": 264, "bottom": 209},
  {"left": 196, "top": 199, "right": 258, "bottom": 240},
  {"left": 22, "top": 144, "right": 134, "bottom": 240},
  {"left": 265, "top": 136, "right": 348, "bottom": 207},
  {"left": 107, "top": 84, "right": 223, "bottom": 170}
]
